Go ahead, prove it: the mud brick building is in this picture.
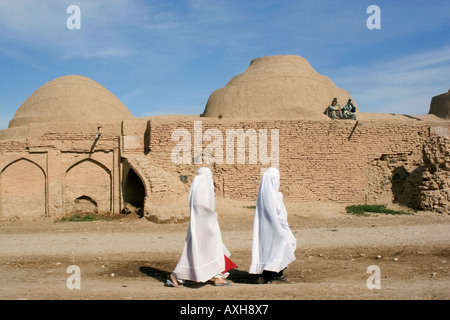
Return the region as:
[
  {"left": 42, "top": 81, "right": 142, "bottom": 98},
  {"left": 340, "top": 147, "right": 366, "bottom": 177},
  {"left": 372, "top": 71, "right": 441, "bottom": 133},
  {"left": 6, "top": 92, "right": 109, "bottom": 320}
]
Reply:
[{"left": 1, "top": 55, "right": 449, "bottom": 220}]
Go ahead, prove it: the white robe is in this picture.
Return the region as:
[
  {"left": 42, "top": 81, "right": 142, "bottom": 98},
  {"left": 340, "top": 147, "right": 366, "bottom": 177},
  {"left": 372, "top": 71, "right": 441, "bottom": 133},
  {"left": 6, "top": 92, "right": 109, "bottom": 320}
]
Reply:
[
  {"left": 172, "top": 167, "right": 230, "bottom": 282},
  {"left": 249, "top": 167, "right": 297, "bottom": 274}
]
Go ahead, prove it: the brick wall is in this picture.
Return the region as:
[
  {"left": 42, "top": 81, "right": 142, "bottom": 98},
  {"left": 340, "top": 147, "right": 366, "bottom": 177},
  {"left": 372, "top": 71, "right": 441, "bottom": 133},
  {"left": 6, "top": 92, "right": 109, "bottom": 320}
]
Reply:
[
  {"left": 131, "top": 118, "right": 432, "bottom": 204},
  {"left": 1, "top": 116, "right": 448, "bottom": 219},
  {"left": 0, "top": 122, "right": 122, "bottom": 219}
]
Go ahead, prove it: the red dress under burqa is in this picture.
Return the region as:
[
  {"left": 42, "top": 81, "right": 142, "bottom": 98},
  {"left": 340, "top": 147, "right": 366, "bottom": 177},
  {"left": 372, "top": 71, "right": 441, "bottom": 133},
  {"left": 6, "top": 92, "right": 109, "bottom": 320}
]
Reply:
[{"left": 223, "top": 255, "right": 237, "bottom": 273}]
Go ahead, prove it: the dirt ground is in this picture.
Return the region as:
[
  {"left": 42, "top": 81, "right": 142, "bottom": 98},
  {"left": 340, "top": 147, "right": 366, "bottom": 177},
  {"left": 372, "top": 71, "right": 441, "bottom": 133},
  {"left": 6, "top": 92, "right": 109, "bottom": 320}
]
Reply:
[{"left": 0, "top": 198, "right": 449, "bottom": 301}]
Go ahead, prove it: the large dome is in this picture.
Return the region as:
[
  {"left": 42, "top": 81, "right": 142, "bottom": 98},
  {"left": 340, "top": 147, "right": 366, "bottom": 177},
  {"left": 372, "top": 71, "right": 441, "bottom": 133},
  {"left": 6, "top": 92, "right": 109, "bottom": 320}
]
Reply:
[
  {"left": 202, "top": 55, "right": 355, "bottom": 120},
  {"left": 9, "top": 75, "right": 134, "bottom": 128}
]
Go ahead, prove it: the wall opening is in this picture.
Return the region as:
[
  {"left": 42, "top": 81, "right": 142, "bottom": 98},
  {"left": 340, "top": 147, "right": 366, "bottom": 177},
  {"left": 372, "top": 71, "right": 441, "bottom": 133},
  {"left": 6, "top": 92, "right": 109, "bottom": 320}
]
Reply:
[
  {"left": 123, "top": 168, "right": 145, "bottom": 217},
  {"left": 72, "top": 195, "right": 98, "bottom": 214}
]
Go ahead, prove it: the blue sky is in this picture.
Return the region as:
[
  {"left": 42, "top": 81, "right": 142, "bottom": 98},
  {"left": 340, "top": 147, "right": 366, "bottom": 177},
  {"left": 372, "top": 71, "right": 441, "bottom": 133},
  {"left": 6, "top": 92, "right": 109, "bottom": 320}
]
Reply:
[{"left": 0, "top": 0, "right": 449, "bottom": 129}]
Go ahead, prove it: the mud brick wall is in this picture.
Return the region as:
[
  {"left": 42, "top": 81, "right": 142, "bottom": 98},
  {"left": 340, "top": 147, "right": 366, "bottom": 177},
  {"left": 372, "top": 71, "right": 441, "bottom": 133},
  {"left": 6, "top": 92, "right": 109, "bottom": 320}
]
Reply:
[
  {"left": 139, "top": 118, "right": 431, "bottom": 203},
  {"left": 0, "top": 123, "right": 123, "bottom": 219},
  {"left": 418, "top": 136, "right": 450, "bottom": 213},
  {"left": 1, "top": 116, "right": 446, "bottom": 219},
  {"left": 26, "top": 123, "right": 122, "bottom": 152},
  {"left": 0, "top": 141, "right": 28, "bottom": 153}
]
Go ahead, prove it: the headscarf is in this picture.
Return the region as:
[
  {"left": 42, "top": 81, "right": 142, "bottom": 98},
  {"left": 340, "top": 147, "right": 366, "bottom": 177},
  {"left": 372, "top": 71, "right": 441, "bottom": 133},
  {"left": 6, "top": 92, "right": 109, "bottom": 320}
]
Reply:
[
  {"left": 249, "top": 167, "right": 297, "bottom": 274},
  {"left": 172, "top": 167, "right": 229, "bottom": 282}
]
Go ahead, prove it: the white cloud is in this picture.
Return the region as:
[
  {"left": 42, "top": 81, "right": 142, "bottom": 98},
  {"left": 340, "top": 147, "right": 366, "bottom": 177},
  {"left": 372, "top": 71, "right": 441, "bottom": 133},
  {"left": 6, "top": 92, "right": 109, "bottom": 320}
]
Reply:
[
  {"left": 0, "top": 0, "right": 151, "bottom": 60},
  {"left": 0, "top": 0, "right": 246, "bottom": 63},
  {"left": 380, "top": 46, "right": 450, "bottom": 74},
  {"left": 62, "top": 47, "right": 135, "bottom": 60}
]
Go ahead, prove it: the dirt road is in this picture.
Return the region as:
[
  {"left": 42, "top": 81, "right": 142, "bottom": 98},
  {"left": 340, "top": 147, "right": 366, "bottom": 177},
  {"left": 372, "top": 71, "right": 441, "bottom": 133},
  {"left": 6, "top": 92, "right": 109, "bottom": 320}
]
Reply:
[{"left": 0, "top": 199, "right": 449, "bottom": 301}]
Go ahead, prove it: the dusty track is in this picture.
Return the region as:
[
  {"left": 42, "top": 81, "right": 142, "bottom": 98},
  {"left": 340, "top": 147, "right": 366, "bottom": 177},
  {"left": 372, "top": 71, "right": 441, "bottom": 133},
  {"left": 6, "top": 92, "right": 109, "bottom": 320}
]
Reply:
[{"left": 0, "top": 199, "right": 449, "bottom": 300}]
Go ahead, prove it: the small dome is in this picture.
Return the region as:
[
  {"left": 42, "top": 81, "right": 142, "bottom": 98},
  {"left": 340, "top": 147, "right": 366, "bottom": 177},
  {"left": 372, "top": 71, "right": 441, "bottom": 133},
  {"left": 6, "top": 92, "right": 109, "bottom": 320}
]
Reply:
[{"left": 9, "top": 75, "right": 134, "bottom": 128}]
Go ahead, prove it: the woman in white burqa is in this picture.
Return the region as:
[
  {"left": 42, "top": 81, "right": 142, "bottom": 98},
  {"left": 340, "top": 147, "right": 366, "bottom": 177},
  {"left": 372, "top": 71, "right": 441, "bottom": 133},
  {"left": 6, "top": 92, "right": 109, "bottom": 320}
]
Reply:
[
  {"left": 167, "top": 167, "right": 236, "bottom": 287},
  {"left": 249, "top": 167, "right": 297, "bottom": 284}
]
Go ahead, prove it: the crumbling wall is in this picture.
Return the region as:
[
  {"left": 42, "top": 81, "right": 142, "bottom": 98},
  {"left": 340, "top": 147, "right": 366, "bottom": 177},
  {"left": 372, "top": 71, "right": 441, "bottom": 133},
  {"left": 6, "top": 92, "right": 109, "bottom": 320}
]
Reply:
[
  {"left": 366, "top": 149, "right": 426, "bottom": 208},
  {"left": 124, "top": 118, "right": 449, "bottom": 215},
  {"left": 420, "top": 136, "right": 450, "bottom": 213},
  {"left": 365, "top": 135, "right": 450, "bottom": 214}
]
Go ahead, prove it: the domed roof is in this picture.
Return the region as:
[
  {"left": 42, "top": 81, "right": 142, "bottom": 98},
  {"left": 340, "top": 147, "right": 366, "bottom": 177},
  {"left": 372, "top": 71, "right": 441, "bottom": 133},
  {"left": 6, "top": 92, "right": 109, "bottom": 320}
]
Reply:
[
  {"left": 202, "top": 55, "right": 355, "bottom": 120},
  {"left": 9, "top": 75, "right": 134, "bottom": 128}
]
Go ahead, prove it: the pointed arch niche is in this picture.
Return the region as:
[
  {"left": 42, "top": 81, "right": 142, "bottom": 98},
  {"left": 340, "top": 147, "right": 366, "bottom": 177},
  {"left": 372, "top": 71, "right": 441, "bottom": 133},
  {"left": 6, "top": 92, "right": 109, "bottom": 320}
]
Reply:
[
  {"left": 65, "top": 158, "right": 112, "bottom": 215},
  {"left": 1, "top": 158, "right": 47, "bottom": 218}
]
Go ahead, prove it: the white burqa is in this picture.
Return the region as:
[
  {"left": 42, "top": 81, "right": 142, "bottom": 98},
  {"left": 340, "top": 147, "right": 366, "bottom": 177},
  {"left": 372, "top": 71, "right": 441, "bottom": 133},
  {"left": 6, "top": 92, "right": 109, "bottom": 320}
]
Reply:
[
  {"left": 249, "top": 167, "right": 297, "bottom": 274},
  {"left": 172, "top": 167, "right": 230, "bottom": 283}
]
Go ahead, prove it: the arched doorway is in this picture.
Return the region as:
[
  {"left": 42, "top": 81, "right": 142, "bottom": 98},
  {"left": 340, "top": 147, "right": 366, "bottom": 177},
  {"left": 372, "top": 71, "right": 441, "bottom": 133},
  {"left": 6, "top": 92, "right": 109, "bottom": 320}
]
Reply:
[{"left": 122, "top": 168, "right": 145, "bottom": 217}]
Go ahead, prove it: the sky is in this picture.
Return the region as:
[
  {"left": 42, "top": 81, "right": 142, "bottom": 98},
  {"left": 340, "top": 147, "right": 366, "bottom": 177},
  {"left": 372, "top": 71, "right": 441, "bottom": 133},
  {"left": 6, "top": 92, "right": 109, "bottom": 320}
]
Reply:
[{"left": 0, "top": 0, "right": 449, "bottom": 129}]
